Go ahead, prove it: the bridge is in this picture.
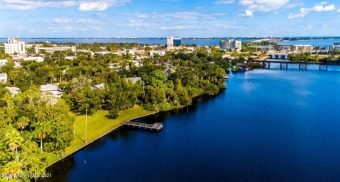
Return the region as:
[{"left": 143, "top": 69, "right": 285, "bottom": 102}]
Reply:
[
  {"left": 123, "top": 121, "right": 163, "bottom": 131},
  {"left": 249, "top": 60, "right": 340, "bottom": 71}
]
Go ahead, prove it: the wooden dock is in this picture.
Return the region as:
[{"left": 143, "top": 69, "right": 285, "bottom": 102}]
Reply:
[{"left": 123, "top": 121, "right": 163, "bottom": 131}]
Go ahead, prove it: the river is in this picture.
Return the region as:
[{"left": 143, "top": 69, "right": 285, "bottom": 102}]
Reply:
[{"left": 46, "top": 67, "right": 340, "bottom": 182}]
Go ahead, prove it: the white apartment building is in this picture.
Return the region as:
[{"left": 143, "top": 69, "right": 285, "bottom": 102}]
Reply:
[
  {"left": 220, "top": 39, "right": 242, "bottom": 52},
  {"left": 4, "top": 38, "right": 26, "bottom": 56},
  {"left": 167, "top": 37, "right": 174, "bottom": 47},
  {"left": 292, "top": 45, "right": 313, "bottom": 52},
  {"left": 35, "top": 45, "right": 76, "bottom": 54}
]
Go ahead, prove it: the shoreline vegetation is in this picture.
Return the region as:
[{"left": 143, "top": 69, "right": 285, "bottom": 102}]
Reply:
[{"left": 0, "top": 43, "right": 228, "bottom": 181}]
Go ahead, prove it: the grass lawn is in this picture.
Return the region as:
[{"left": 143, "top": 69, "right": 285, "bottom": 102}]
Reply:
[{"left": 63, "top": 105, "right": 155, "bottom": 156}]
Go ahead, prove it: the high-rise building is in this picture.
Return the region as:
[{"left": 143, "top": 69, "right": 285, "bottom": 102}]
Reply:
[
  {"left": 167, "top": 37, "right": 174, "bottom": 47},
  {"left": 173, "top": 38, "right": 181, "bottom": 46},
  {"left": 220, "top": 39, "right": 242, "bottom": 52},
  {"left": 167, "top": 37, "right": 181, "bottom": 47},
  {"left": 4, "top": 38, "right": 26, "bottom": 56}
]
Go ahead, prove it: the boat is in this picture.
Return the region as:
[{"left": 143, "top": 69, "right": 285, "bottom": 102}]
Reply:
[{"left": 222, "top": 74, "right": 229, "bottom": 79}]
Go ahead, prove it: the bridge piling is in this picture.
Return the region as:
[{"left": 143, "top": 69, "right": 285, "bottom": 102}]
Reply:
[
  {"left": 299, "top": 63, "right": 307, "bottom": 71},
  {"left": 319, "top": 65, "right": 328, "bottom": 71}
]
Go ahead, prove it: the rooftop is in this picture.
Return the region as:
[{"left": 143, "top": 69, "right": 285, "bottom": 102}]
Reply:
[
  {"left": 0, "top": 73, "right": 7, "bottom": 78},
  {"left": 40, "top": 84, "right": 60, "bottom": 92},
  {"left": 126, "top": 77, "right": 142, "bottom": 84}
]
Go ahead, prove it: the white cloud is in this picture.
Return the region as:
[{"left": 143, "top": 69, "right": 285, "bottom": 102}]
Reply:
[
  {"left": 160, "top": 25, "right": 201, "bottom": 30},
  {"left": 238, "top": 0, "right": 290, "bottom": 17},
  {"left": 133, "top": 11, "right": 226, "bottom": 20},
  {"left": 338, "top": 9, "right": 340, "bottom": 13},
  {"left": 128, "top": 20, "right": 158, "bottom": 27},
  {"left": 240, "top": 10, "right": 253, "bottom": 17},
  {"left": 313, "top": 4, "right": 335, "bottom": 12},
  {"left": 214, "top": 0, "right": 235, "bottom": 5},
  {"left": 79, "top": 2, "right": 109, "bottom": 11},
  {"left": 0, "top": 0, "right": 130, "bottom": 11},
  {"left": 288, "top": 3, "right": 336, "bottom": 19},
  {"left": 53, "top": 18, "right": 72, "bottom": 24},
  {"left": 76, "top": 18, "right": 99, "bottom": 24}
]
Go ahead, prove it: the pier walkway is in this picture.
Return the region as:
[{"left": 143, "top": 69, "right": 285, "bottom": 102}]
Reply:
[{"left": 123, "top": 121, "right": 163, "bottom": 131}]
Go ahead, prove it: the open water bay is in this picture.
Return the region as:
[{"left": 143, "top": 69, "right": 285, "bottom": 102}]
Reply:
[{"left": 48, "top": 68, "right": 340, "bottom": 182}]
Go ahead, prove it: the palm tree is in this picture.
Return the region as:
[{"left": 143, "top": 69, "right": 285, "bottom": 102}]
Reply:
[
  {"left": 16, "top": 116, "right": 30, "bottom": 133},
  {"left": 4, "top": 128, "right": 24, "bottom": 161}
]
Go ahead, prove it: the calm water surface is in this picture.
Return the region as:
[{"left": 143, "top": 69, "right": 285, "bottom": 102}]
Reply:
[{"left": 47, "top": 68, "right": 340, "bottom": 182}]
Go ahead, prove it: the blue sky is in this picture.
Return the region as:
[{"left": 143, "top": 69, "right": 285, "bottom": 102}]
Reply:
[{"left": 0, "top": 0, "right": 340, "bottom": 37}]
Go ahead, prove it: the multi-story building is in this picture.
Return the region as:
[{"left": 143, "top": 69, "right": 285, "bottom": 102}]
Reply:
[
  {"left": 173, "top": 38, "right": 181, "bottom": 46},
  {"left": 167, "top": 37, "right": 181, "bottom": 48},
  {"left": 4, "top": 38, "right": 26, "bottom": 56},
  {"left": 220, "top": 39, "right": 242, "bottom": 52},
  {"left": 35, "top": 45, "right": 76, "bottom": 54},
  {"left": 292, "top": 45, "right": 313, "bottom": 52}
]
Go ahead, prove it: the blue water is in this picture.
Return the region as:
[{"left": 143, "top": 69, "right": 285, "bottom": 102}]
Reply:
[
  {"left": 0, "top": 38, "right": 232, "bottom": 46},
  {"left": 278, "top": 39, "right": 340, "bottom": 47},
  {"left": 47, "top": 68, "right": 340, "bottom": 182}
]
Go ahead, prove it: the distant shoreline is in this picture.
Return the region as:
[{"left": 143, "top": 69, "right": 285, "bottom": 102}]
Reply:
[{"left": 1, "top": 36, "right": 340, "bottom": 40}]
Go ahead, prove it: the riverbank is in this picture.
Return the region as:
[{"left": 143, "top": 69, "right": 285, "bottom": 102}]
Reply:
[
  {"left": 47, "top": 86, "right": 227, "bottom": 169},
  {"left": 47, "top": 105, "right": 157, "bottom": 167}
]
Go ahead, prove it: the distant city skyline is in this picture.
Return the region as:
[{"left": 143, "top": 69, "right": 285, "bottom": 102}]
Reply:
[{"left": 0, "top": 0, "right": 340, "bottom": 38}]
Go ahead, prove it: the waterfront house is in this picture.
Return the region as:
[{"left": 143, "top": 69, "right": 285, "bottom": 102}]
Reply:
[{"left": 0, "top": 73, "right": 8, "bottom": 83}]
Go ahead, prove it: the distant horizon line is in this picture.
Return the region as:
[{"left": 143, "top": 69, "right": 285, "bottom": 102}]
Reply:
[{"left": 1, "top": 36, "right": 340, "bottom": 39}]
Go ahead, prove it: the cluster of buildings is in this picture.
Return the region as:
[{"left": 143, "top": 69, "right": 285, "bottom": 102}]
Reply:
[{"left": 220, "top": 39, "right": 242, "bottom": 52}]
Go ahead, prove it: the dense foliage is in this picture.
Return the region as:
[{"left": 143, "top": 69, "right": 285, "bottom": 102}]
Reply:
[
  {"left": 0, "top": 89, "right": 74, "bottom": 181},
  {"left": 0, "top": 44, "right": 229, "bottom": 180}
]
